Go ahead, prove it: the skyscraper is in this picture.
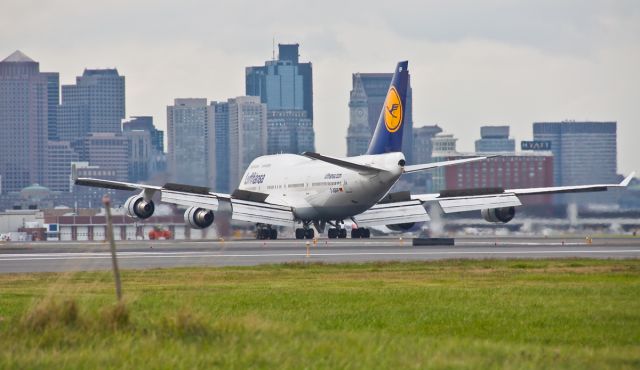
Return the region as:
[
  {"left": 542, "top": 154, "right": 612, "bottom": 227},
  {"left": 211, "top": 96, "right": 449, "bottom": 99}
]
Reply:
[
  {"left": 123, "top": 116, "right": 166, "bottom": 178},
  {"left": 167, "top": 98, "right": 215, "bottom": 187},
  {"left": 475, "top": 126, "right": 515, "bottom": 153},
  {"left": 246, "top": 43, "right": 314, "bottom": 154},
  {"left": 46, "top": 141, "right": 79, "bottom": 191},
  {"left": 227, "top": 96, "right": 267, "bottom": 190},
  {"left": 533, "top": 121, "right": 617, "bottom": 187},
  {"left": 346, "top": 72, "right": 413, "bottom": 162},
  {"left": 410, "top": 125, "right": 443, "bottom": 192},
  {"left": 210, "top": 101, "right": 231, "bottom": 193},
  {"left": 0, "top": 51, "right": 50, "bottom": 192},
  {"left": 43, "top": 72, "right": 60, "bottom": 140},
  {"left": 58, "top": 68, "right": 125, "bottom": 140}
]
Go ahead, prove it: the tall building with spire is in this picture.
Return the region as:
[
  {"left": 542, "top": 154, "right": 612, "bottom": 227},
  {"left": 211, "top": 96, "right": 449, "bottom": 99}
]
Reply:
[
  {"left": 346, "top": 72, "right": 413, "bottom": 162},
  {"left": 245, "top": 43, "right": 314, "bottom": 155},
  {"left": 0, "top": 51, "right": 53, "bottom": 192}
]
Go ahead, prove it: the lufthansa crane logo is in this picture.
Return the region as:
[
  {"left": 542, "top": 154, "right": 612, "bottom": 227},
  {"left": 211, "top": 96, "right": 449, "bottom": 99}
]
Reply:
[{"left": 384, "top": 86, "right": 403, "bottom": 133}]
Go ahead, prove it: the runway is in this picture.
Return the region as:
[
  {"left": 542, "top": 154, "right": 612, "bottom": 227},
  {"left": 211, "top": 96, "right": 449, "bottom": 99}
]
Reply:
[{"left": 1, "top": 237, "right": 639, "bottom": 273}]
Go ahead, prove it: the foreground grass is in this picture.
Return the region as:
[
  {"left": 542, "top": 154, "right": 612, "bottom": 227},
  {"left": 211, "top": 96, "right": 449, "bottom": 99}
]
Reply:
[{"left": 0, "top": 259, "right": 639, "bottom": 369}]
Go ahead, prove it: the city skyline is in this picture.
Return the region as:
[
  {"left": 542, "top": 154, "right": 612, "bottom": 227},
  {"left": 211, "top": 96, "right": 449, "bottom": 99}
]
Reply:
[{"left": 1, "top": 1, "right": 638, "bottom": 177}]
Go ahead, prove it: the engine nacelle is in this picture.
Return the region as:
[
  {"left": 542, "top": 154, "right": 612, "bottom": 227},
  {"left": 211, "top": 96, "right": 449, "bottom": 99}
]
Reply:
[
  {"left": 124, "top": 195, "right": 155, "bottom": 219},
  {"left": 184, "top": 207, "right": 214, "bottom": 229},
  {"left": 481, "top": 207, "right": 516, "bottom": 223},
  {"left": 386, "top": 222, "right": 421, "bottom": 232}
]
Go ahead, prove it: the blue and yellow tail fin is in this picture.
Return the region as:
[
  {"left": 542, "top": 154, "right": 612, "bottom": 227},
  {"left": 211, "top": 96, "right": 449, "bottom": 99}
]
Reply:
[{"left": 366, "top": 61, "right": 409, "bottom": 155}]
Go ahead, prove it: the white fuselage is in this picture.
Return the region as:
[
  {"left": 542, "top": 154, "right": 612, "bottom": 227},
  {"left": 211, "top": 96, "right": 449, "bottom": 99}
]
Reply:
[{"left": 238, "top": 152, "right": 405, "bottom": 221}]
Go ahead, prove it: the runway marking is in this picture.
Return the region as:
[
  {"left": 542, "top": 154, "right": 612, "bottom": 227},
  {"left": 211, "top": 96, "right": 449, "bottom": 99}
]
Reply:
[{"left": 1, "top": 249, "right": 640, "bottom": 262}]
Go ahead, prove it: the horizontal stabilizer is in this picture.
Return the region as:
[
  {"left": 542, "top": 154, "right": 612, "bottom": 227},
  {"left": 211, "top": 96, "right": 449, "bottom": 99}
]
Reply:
[
  {"left": 403, "top": 156, "right": 497, "bottom": 174},
  {"left": 302, "top": 152, "right": 383, "bottom": 173},
  {"left": 353, "top": 200, "right": 429, "bottom": 226}
]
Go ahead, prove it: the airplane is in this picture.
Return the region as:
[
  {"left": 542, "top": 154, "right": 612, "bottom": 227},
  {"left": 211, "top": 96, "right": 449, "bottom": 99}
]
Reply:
[{"left": 75, "top": 61, "right": 635, "bottom": 240}]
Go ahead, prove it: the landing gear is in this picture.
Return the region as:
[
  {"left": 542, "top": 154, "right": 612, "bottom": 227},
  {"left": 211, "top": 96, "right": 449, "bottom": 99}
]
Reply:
[
  {"left": 295, "top": 221, "right": 315, "bottom": 239},
  {"left": 351, "top": 228, "right": 370, "bottom": 238},
  {"left": 327, "top": 221, "right": 347, "bottom": 239},
  {"left": 256, "top": 224, "right": 277, "bottom": 240},
  {"left": 296, "top": 228, "right": 314, "bottom": 239}
]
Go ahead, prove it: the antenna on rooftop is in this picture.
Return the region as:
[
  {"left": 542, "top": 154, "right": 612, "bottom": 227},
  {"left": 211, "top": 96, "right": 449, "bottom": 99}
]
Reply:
[{"left": 272, "top": 36, "right": 275, "bottom": 60}]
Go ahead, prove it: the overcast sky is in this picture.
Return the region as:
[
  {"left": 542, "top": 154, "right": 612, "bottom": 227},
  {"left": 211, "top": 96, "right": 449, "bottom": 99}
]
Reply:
[{"left": 2, "top": 0, "right": 638, "bottom": 175}]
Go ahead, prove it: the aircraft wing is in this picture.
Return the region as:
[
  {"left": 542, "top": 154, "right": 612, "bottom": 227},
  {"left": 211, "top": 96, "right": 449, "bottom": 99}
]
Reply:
[
  {"left": 74, "top": 177, "right": 294, "bottom": 226},
  {"left": 411, "top": 172, "right": 635, "bottom": 213},
  {"left": 353, "top": 199, "right": 430, "bottom": 226}
]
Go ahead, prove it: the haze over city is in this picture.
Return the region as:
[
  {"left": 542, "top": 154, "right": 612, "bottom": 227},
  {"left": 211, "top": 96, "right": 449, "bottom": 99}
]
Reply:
[{"left": 2, "top": 0, "right": 639, "bottom": 177}]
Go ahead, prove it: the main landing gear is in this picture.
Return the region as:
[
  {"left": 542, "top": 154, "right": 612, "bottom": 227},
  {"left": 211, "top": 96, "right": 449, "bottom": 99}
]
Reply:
[
  {"left": 327, "top": 227, "right": 346, "bottom": 239},
  {"left": 256, "top": 224, "right": 277, "bottom": 240},
  {"left": 295, "top": 221, "right": 315, "bottom": 239},
  {"left": 327, "top": 220, "right": 347, "bottom": 239},
  {"left": 351, "top": 228, "right": 370, "bottom": 238}
]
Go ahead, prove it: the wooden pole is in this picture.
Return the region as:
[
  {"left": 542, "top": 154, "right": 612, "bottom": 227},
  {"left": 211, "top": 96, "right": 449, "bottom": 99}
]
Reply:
[{"left": 103, "top": 194, "right": 122, "bottom": 301}]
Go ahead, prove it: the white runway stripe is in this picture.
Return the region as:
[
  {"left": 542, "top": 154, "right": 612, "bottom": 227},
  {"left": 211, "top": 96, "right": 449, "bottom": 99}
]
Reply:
[{"left": 1, "top": 249, "right": 640, "bottom": 262}]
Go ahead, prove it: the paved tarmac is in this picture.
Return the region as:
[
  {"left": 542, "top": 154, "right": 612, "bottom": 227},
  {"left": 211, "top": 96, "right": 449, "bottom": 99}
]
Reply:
[{"left": 1, "top": 237, "right": 639, "bottom": 273}]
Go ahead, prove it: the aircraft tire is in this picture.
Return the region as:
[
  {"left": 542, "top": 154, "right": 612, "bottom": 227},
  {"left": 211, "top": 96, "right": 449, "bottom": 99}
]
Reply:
[
  {"left": 305, "top": 228, "right": 315, "bottom": 239},
  {"left": 295, "top": 228, "right": 305, "bottom": 239},
  {"left": 270, "top": 229, "right": 277, "bottom": 240},
  {"left": 328, "top": 228, "right": 338, "bottom": 239},
  {"left": 339, "top": 229, "right": 347, "bottom": 238},
  {"left": 351, "top": 229, "right": 361, "bottom": 238}
]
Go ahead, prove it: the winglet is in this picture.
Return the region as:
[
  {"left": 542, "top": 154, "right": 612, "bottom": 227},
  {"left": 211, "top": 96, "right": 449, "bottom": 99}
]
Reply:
[
  {"left": 621, "top": 172, "right": 636, "bottom": 187},
  {"left": 71, "top": 163, "right": 77, "bottom": 182}
]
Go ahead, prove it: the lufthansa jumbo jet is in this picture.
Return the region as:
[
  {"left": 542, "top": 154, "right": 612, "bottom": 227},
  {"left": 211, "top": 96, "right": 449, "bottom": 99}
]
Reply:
[{"left": 75, "top": 61, "right": 634, "bottom": 240}]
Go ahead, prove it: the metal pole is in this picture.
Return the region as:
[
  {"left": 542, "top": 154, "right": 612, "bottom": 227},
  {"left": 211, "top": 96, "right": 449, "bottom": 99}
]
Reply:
[{"left": 103, "top": 194, "right": 122, "bottom": 301}]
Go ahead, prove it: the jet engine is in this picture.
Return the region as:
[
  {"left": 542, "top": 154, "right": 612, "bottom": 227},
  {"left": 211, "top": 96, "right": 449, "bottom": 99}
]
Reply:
[
  {"left": 481, "top": 207, "right": 515, "bottom": 223},
  {"left": 124, "top": 195, "right": 155, "bottom": 219},
  {"left": 386, "top": 222, "right": 423, "bottom": 232},
  {"left": 184, "top": 207, "right": 214, "bottom": 229}
]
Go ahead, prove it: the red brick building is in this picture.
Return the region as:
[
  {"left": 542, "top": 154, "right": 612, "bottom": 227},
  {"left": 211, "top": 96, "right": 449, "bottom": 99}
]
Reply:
[{"left": 436, "top": 153, "right": 554, "bottom": 205}]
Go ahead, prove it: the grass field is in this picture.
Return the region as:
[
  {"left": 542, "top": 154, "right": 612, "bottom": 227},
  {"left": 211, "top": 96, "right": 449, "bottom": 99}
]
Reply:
[{"left": 0, "top": 259, "right": 639, "bottom": 369}]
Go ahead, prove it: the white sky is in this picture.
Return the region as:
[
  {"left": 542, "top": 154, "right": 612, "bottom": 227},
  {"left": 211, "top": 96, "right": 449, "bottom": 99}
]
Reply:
[{"left": 2, "top": 0, "right": 638, "bottom": 175}]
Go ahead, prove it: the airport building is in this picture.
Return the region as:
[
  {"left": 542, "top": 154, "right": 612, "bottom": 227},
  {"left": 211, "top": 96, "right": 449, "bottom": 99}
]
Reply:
[
  {"left": 167, "top": 98, "right": 215, "bottom": 187},
  {"left": 475, "top": 126, "right": 515, "bottom": 153},
  {"left": 246, "top": 43, "right": 315, "bottom": 155},
  {"left": 0, "top": 51, "right": 52, "bottom": 193},
  {"left": 346, "top": 72, "right": 414, "bottom": 163}
]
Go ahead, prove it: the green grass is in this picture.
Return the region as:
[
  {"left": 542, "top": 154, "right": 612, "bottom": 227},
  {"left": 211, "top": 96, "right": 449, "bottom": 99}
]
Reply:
[{"left": 0, "top": 259, "right": 639, "bottom": 369}]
